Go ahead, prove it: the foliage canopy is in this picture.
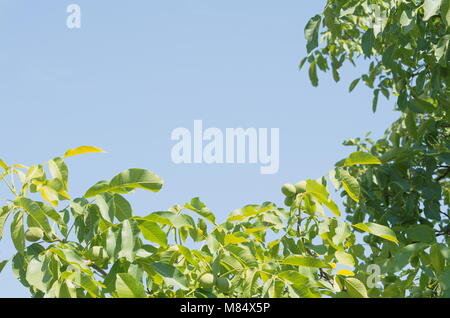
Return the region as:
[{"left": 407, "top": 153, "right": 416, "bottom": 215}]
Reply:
[{"left": 0, "top": 0, "right": 449, "bottom": 298}]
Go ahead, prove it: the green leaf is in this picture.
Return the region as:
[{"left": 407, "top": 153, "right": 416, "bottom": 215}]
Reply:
[
  {"left": 442, "top": 0, "right": 450, "bottom": 26},
  {"left": 405, "top": 111, "right": 418, "bottom": 138},
  {"left": 278, "top": 271, "right": 309, "bottom": 287},
  {"left": 435, "top": 35, "right": 450, "bottom": 67},
  {"left": 96, "top": 193, "right": 133, "bottom": 222},
  {"left": 353, "top": 222, "right": 399, "bottom": 244},
  {"left": 372, "top": 89, "right": 380, "bottom": 113},
  {"left": 38, "top": 202, "right": 68, "bottom": 235},
  {"left": 26, "top": 256, "right": 52, "bottom": 292},
  {"left": 226, "top": 245, "right": 258, "bottom": 268},
  {"left": 298, "top": 57, "right": 308, "bottom": 70},
  {"left": 306, "top": 180, "right": 329, "bottom": 202},
  {"left": 0, "top": 206, "right": 12, "bottom": 241},
  {"left": 0, "top": 260, "right": 7, "bottom": 274},
  {"left": 438, "top": 268, "right": 450, "bottom": 291},
  {"left": 409, "top": 97, "right": 436, "bottom": 113},
  {"left": 150, "top": 262, "right": 188, "bottom": 290},
  {"left": 332, "top": 222, "right": 351, "bottom": 246},
  {"left": 343, "top": 151, "right": 382, "bottom": 166},
  {"left": 138, "top": 221, "right": 167, "bottom": 247},
  {"left": 282, "top": 255, "right": 330, "bottom": 268},
  {"left": 304, "top": 15, "right": 321, "bottom": 53},
  {"left": 50, "top": 247, "right": 92, "bottom": 275},
  {"left": 84, "top": 169, "right": 163, "bottom": 197},
  {"left": 349, "top": 78, "right": 360, "bottom": 92},
  {"left": 362, "top": 29, "right": 375, "bottom": 57},
  {"left": 61, "top": 272, "right": 103, "bottom": 298},
  {"left": 430, "top": 244, "right": 445, "bottom": 274},
  {"left": 423, "top": 0, "right": 442, "bottom": 21},
  {"left": 305, "top": 180, "right": 340, "bottom": 217},
  {"left": 64, "top": 146, "right": 105, "bottom": 158},
  {"left": 309, "top": 61, "right": 319, "bottom": 87},
  {"left": 339, "top": 170, "right": 360, "bottom": 203},
  {"left": 11, "top": 211, "right": 25, "bottom": 254},
  {"left": 344, "top": 278, "right": 368, "bottom": 298},
  {"left": 48, "top": 157, "right": 69, "bottom": 189},
  {"left": 14, "top": 197, "right": 52, "bottom": 235},
  {"left": 114, "top": 273, "right": 147, "bottom": 298},
  {"left": 184, "top": 197, "right": 216, "bottom": 224},
  {"left": 405, "top": 224, "right": 436, "bottom": 243},
  {"left": 118, "top": 219, "right": 137, "bottom": 261}
]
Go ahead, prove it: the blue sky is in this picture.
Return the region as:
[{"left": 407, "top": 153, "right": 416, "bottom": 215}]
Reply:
[{"left": 0, "top": 1, "right": 399, "bottom": 297}]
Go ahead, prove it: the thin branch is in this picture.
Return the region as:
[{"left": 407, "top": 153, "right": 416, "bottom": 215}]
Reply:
[{"left": 436, "top": 166, "right": 450, "bottom": 182}]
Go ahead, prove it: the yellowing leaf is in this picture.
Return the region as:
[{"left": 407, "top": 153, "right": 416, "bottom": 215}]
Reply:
[
  {"left": 64, "top": 146, "right": 105, "bottom": 158},
  {"left": 224, "top": 234, "right": 248, "bottom": 245},
  {"left": 244, "top": 227, "right": 271, "bottom": 234},
  {"left": 305, "top": 180, "right": 341, "bottom": 217},
  {"left": 353, "top": 222, "right": 399, "bottom": 244},
  {"left": 340, "top": 170, "right": 360, "bottom": 203},
  {"left": 40, "top": 187, "right": 58, "bottom": 206},
  {"left": 0, "top": 159, "right": 8, "bottom": 171}
]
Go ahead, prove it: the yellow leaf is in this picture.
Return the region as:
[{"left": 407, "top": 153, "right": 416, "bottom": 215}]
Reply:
[
  {"left": 12, "top": 164, "right": 28, "bottom": 169},
  {"left": 337, "top": 269, "right": 355, "bottom": 276},
  {"left": 329, "top": 262, "right": 337, "bottom": 269},
  {"left": 224, "top": 234, "right": 248, "bottom": 245},
  {"left": 64, "top": 146, "right": 105, "bottom": 158},
  {"left": 0, "top": 159, "right": 8, "bottom": 170},
  {"left": 58, "top": 190, "right": 71, "bottom": 200}
]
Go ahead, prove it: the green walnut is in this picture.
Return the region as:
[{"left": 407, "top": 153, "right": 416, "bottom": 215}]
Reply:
[
  {"left": 25, "top": 227, "right": 44, "bottom": 242},
  {"left": 43, "top": 232, "right": 56, "bottom": 243},
  {"left": 295, "top": 181, "right": 307, "bottom": 193},
  {"left": 281, "top": 184, "right": 296, "bottom": 197},
  {"left": 88, "top": 246, "right": 109, "bottom": 263},
  {"left": 216, "top": 277, "right": 231, "bottom": 293},
  {"left": 199, "top": 273, "right": 215, "bottom": 289},
  {"left": 284, "top": 196, "right": 294, "bottom": 207}
]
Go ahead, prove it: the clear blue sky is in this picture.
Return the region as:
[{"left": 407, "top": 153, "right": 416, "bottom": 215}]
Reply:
[{"left": 0, "top": 0, "right": 399, "bottom": 297}]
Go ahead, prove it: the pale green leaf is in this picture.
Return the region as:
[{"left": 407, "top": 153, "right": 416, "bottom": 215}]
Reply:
[
  {"left": 11, "top": 211, "right": 25, "bottom": 254},
  {"left": 335, "top": 250, "right": 355, "bottom": 267},
  {"left": 282, "top": 255, "right": 330, "bottom": 268},
  {"left": 84, "top": 169, "right": 163, "bottom": 197},
  {"left": 114, "top": 273, "right": 147, "bottom": 298},
  {"left": 343, "top": 151, "right": 382, "bottom": 167},
  {"left": 344, "top": 277, "right": 368, "bottom": 298},
  {"left": 150, "top": 262, "right": 188, "bottom": 290},
  {"left": 138, "top": 221, "right": 167, "bottom": 247},
  {"left": 423, "top": 0, "right": 442, "bottom": 21}
]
